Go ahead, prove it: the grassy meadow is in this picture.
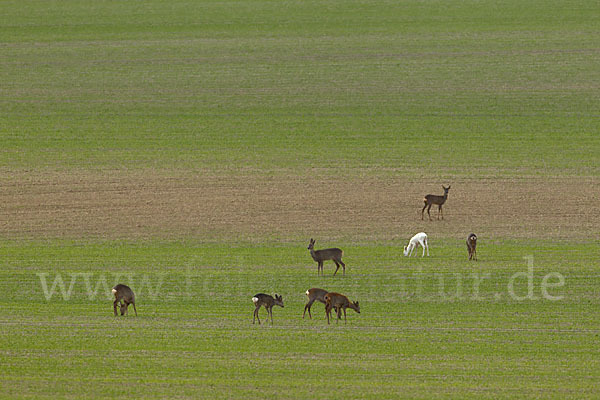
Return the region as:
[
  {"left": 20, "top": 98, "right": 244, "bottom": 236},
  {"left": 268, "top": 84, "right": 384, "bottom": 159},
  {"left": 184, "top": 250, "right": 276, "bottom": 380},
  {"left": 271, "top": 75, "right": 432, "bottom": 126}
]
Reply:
[{"left": 1, "top": 0, "right": 599, "bottom": 398}]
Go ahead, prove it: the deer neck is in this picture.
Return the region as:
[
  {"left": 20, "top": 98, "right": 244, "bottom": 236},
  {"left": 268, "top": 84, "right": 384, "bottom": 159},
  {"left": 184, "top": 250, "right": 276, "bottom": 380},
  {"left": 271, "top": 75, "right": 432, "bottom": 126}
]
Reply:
[
  {"left": 309, "top": 248, "right": 319, "bottom": 261},
  {"left": 337, "top": 296, "right": 350, "bottom": 308}
]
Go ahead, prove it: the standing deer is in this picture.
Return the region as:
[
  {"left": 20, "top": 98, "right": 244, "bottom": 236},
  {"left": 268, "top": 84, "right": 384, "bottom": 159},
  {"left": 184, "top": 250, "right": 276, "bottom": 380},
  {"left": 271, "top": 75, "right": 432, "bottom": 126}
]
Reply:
[
  {"left": 307, "top": 238, "right": 345, "bottom": 276},
  {"left": 303, "top": 288, "right": 329, "bottom": 319},
  {"left": 324, "top": 292, "right": 360, "bottom": 324},
  {"left": 112, "top": 284, "right": 137, "bottom": 316},
  {"left": 467, "top": 233, "right": 478, "bottom": 260},
  {"left": 252, "top": 293, "right": 284, "bottom": 325},
  {"left": 403, "top": 232, "right": 429, "bottom": 257},
  {"left": 422, "top": 185, "right": 451, "bottom": 220}
]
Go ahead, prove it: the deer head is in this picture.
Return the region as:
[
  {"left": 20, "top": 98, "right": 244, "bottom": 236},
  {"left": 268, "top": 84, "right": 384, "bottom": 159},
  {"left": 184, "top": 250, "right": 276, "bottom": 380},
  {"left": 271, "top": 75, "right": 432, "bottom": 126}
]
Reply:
[{"left": 274, "top": 294, "right": 284, "bottom": 307}]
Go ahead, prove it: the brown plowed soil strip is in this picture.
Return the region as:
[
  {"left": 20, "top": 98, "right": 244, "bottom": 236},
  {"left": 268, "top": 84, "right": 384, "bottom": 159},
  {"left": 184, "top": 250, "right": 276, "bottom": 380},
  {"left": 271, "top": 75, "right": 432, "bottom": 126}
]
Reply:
[{"left": 0, "top": 170, "right": 597, "bottom": 241}]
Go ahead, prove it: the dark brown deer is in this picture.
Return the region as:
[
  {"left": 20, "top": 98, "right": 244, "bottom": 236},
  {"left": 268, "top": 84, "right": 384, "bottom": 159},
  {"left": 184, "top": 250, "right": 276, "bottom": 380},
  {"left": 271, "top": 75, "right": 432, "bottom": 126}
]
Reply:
[
  {"left": 422, "top": 185, "right": 451, "bottom": 221},
  {"left": 467, "top": 233, "right": 478, "bottom": 260},
  {"left": 112, "top": 284, "right": 137, "bottom": 316},
  {"left": 307, "top": 238, "right": 345, "bottom": 276},
  {"left": 252, "top": 293, "right": 284, "bottom": 325},
  {"left": 303, "top": 288, "right": 329, "bottom": 319},
  {"left": 324, "top": 292, "right": 360, "bottom": 324}
]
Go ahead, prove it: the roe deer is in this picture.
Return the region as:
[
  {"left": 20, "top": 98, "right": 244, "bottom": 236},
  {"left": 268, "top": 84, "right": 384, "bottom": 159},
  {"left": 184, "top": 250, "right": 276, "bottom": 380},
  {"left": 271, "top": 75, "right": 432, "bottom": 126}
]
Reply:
[
  {"left": 112, "top": 284, "right": 137, "bottom": 316},
  {"left": 403, "top": 232, "right": 429, "bottom": 257},
  {"left": 467, "top": 233, "right": 478, "bottom": 261},
  {"left": 324, "top": 292, "right": 360, "bottom": 324},
  {"left": 307, "top": 238, "right": 345, "bottom": 276},
  {"left": 303, "top": 288, "right": 329, "bottom": 319},
  {"left": 252, "top": 293, "right": 284, "bottom": 325},
  {"left": 422, "top": 185, "right": 451, "bottom": 220}
]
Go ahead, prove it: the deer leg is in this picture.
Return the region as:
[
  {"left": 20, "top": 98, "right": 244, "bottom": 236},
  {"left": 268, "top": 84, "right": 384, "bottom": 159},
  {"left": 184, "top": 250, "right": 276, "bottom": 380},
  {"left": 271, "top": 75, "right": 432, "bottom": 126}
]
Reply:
[
  {"left": 427, "top": 204, "right": 433, "bottom": 221},
  {"left": 339, "top": 260, "right": 346, "bottom": 275},
  {"left": 303, "top": 299, "right": 314, "bottom": 319},
  {"left": 254, "top": 306, "right": 261, "bottom": 325},
  {"left": 269, "top": 306, "right": 273, "bottom": 324},
  {"left": 132, "top": 302, "right": 137, "bottom": 316},
  {"left": 421, "top": 202, "right": 428, "bottom": 220},
  {"left": 343, "top": 308, "right": 347, "bottom": 324},
  {"left": 326, "top": 304, "right": 331, "bottom": 324},
  {"left": 333, "top": 261, "right": 340, "bottom": 276},
  {"left": 113, "top": 299, "right": 120, "bottom": 316},
  {"left": 420, "top": 240, "right": 426, "bottom": 257}
]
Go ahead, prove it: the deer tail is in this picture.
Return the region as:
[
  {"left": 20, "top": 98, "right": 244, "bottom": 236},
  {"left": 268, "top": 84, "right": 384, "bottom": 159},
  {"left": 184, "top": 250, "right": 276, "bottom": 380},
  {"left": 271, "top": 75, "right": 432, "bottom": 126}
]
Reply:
[
  {"left": 252, "top": 297, "right": 259, "bottom": 304},
  {"left": 305, "top": 290, "right": 310, "bottom": 296},
  {"left": 111, "top": 288, "right": 117, "bottom": 295}
]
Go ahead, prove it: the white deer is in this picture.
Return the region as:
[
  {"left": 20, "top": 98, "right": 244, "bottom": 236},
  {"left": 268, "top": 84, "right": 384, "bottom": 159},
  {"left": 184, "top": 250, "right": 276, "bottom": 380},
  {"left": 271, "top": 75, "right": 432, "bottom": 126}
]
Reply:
[{"left": 403, "top": 232, "right": 429, "bottom": 257}]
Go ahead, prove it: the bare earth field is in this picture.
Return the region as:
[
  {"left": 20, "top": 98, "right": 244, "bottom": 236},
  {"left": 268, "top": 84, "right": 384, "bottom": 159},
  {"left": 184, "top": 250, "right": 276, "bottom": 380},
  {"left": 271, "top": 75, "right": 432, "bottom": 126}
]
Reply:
[{"left": 1, "top": 170, "right": 597, "bottom": 241}]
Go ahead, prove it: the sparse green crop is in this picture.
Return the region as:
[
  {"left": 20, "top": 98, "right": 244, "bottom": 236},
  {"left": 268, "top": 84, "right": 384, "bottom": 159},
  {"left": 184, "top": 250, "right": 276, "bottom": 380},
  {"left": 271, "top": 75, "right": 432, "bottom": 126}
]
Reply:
[{"left": 1, "top": 0, "right": 599, "bottom": 398}]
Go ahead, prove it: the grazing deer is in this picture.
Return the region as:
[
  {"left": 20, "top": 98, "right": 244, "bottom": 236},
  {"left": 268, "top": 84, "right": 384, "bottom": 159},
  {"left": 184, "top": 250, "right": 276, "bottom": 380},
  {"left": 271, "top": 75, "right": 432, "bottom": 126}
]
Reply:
[
  {"left": 303, "top": 288, "right": 329, "bottom": 319},
  {"left": 422, "top": 185, "right": 451, "bottom": 221},
  {"left": 252, "top": 293, "right": 284, "bottom": 325},
  {"left": 467, "top": 233, "right": 478, "bottom": 261},
  {"left": 324, "top": 292, "right": 360, "bottom": 324},
  {"left": 403, "top": 232, "right": 429, "bottom": 257},
  {"left": 112, "top": 284, "right": 137, "bottom": 316},
  {"left": 307, "top": 238, "right": 345, "bottom": 276}
]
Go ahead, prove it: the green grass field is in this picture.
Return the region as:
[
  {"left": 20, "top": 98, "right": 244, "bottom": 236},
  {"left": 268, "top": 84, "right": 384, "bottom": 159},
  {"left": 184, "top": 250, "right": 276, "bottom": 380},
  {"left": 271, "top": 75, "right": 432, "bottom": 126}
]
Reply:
[{"left": 1, "top": 0, "right": 599, "bottom": 398}]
